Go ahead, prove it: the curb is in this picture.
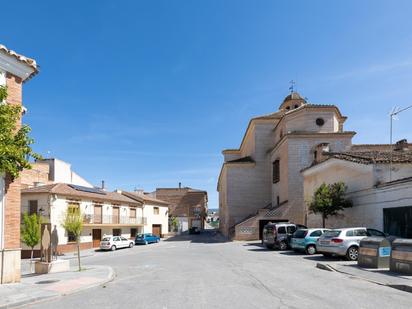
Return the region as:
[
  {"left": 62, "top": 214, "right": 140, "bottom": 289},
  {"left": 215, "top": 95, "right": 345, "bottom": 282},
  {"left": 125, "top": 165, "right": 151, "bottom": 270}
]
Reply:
[
  {"left": 0, "top": 266, "right": 115, "bottom": 309},
  {"left": 316, "top": 263, "right": 412, "bottom": 294}
]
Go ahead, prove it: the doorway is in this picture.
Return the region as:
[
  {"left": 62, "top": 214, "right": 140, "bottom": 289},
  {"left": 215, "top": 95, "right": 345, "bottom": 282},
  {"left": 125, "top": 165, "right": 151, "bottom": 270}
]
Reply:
[
  {"left": 92, "top": 229, "right": 102, "bottom": 248},
  {"left": 152, "top": 224, "right": 162, "bottom": 237}
]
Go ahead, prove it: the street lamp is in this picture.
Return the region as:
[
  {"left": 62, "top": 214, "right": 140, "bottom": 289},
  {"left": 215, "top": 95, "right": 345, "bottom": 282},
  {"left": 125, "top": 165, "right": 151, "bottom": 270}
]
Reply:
[{"left": 389, "top": 104, "right": 412, "bottom": 181}]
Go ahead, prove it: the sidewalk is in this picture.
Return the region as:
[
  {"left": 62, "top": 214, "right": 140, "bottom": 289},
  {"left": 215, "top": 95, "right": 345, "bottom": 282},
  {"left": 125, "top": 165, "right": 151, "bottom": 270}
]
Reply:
[
  {"left": 0, "top": 265, "right": 114, "bottom": 309},
  {"left": 317, "top": 261, "right": 412, "bottom": 293}
]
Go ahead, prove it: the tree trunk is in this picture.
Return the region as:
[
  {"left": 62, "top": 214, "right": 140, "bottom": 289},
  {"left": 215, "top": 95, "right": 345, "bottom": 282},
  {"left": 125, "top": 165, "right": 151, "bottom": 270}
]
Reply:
[
  {"left": 322, "top": 214, "right": 326, "bottom": 228},
  {"left": 30, "top": 248, "right": 34, "bottom": 273},
  {"left": 77, "top": 238, "right": 81, "bottom": 271}
]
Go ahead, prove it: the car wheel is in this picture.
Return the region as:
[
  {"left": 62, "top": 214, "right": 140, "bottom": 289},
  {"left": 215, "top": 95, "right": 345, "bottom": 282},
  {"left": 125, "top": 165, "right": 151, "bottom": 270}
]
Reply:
[
  {"left": 306, "top": 245, "right": 316, "bottom": 255},
  {"left": 346, "top": 246, "right": 359, "bottom": 261},
  {"left": 111, "top": 245, "right": 116, "bottom": 251},
  {"left": 129, "top": 242, "right": 134, "bottom": 248},
  {"left": 279, "top": 241, "right": 287, "bottom": 251}
]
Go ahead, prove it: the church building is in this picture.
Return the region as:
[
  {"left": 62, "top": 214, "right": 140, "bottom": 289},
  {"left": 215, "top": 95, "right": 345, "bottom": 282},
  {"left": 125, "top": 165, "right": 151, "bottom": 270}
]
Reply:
[{"left": 218, "top": 91, "right": 356, "bottom": 240}]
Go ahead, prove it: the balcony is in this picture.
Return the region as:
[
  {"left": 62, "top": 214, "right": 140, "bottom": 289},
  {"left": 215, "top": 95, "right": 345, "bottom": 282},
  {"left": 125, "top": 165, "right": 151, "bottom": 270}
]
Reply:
[{"left": 83, "top": 214, "right": 147, "bottom": 226}]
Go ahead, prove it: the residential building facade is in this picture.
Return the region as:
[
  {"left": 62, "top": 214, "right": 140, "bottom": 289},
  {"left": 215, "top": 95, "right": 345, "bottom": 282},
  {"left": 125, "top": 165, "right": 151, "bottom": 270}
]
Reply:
[
  {"left": 303, "top": 140, "right": 412, "bottom": 238},
  {"left": 21, "top": 158, "right": 93, "bottom": 189},
  {"left": 0, "top": 44, "right": 38, "bottom": 283},
  {"left": 21, "top": 184, "right": 145, "bottom": 257},
  {"left": 155, "top": 186, "right": 208, "bottom": 232},
  {"left": 120, "top": 190, "right": 169, "bottom": 237}
]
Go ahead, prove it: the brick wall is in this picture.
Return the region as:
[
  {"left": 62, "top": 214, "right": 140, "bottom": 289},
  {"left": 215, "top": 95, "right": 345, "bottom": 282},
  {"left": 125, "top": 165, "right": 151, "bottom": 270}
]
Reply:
[{"left": 4, "top": 73, "right": 22, "bottom": 250}]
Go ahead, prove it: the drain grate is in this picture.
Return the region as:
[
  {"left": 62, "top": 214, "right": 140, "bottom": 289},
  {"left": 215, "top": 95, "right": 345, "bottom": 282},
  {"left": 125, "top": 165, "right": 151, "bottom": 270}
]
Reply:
[{"left": 35, "top": 279, "right": 60, "bottom": 284}]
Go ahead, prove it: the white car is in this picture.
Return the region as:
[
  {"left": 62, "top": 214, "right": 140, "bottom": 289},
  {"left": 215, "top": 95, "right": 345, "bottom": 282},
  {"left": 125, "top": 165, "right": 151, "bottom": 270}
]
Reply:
[{"left": 100, "top": 236, "right": 134, "bottom": 251}]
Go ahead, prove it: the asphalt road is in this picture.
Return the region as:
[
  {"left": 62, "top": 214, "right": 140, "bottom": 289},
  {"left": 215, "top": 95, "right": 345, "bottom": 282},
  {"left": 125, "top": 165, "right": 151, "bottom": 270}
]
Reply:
[{"left": 26, "top": 231, "right": 412, "bottom": 309}]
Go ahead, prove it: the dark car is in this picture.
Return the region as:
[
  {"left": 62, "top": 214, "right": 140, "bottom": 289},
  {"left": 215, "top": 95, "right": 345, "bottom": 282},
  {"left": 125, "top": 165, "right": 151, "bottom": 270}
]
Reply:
[
  {"left": 189, "top": 227, "right": 201, "bottom": 234},
  {"left": 262, "top": 222, "right": 307, "bottom": 250}
]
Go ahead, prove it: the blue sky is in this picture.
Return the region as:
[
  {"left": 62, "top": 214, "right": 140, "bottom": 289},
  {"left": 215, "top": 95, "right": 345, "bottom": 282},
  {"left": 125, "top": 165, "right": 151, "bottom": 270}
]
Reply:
[{"left": 2, "top": 1, "right": 412, "bottom": 209}]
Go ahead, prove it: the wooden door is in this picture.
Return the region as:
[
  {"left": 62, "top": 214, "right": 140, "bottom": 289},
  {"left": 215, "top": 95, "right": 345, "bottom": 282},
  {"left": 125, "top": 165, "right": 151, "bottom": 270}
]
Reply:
[
  {"left": 152, "top": 224, "right": 161, "bottom": 237},
  {"left": 92, "top": 229, "right": 101, "bottom": 248},
  {"left": 112, "top": 207, "right": 120, "bottom": 224},
  {"left": 94, "top": 205, "right": 102, "bottom": 223}
]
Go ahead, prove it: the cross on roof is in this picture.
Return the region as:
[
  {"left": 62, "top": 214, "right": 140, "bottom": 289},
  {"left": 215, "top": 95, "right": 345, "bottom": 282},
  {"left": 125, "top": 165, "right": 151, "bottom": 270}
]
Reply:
[{"left": 289, "top": 80, "right": 295, "bottom": 93}]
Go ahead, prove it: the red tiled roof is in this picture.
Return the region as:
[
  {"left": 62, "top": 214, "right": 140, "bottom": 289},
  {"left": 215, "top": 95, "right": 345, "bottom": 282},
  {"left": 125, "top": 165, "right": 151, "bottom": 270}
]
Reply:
[{"left": 22, "top": 183, "right": 141, "bottom": 206}]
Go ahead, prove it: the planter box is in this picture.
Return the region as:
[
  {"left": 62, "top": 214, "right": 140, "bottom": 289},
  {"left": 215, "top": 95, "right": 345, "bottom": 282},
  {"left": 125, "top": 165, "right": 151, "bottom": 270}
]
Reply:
[{"left": 34, "top": 260, "right": 70, "bottom": 274}]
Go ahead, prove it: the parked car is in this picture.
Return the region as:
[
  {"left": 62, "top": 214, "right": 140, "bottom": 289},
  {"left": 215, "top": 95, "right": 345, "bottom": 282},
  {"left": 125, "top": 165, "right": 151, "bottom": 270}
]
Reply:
[
  {"left": 100, "top": 236, "right": 134, "bottom": 251},
  {"left": 290, "top": 228, "right": 330, "bottom": 255},
  {"left": 189, "top": 227, "right": 201, "bottom": 234},
  {"left": 262, "top": 222, "right": 307, "bottom": 250},
  {"left": 135, "top": 233, "right": 160, "bottom": 245},
  {"left": 316, "top": 227, "right": 386, "bottom": 261}
]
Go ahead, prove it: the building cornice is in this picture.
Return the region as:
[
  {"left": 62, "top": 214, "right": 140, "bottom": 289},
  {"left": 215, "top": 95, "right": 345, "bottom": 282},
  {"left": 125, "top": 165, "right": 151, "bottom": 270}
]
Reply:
[{"left": 0, "top": 52, "right": 37, "bottom": 82}]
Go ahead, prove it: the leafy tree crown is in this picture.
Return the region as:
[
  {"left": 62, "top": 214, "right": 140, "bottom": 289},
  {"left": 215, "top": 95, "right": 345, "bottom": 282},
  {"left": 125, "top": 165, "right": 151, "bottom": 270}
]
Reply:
[{"left": 0, "top": 85, "right": 41, "bottom": 178}]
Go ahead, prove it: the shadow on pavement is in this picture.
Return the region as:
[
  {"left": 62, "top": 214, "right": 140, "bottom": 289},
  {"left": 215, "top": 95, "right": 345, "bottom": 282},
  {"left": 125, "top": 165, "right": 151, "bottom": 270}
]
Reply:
[
  {"left": 303, "top": 255, "right": 343, "bottom": 262},
  {"left": 164, "top": 229, "right": 229, "bottom": 244}
]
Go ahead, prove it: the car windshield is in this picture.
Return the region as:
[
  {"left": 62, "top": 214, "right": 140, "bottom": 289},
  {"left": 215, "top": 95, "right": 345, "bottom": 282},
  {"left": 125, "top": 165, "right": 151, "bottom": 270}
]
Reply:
[
  {"left": 323, "top": 230, "right": 341, "bottom": 237},
  {"left": 293, "top": 230, "right": 307, "bottom": 238},
  {"left": 136, "top": 234, "right": 144, "bottom": 238},
  {"left": 102, "top": 237, "right": 111, "bottom": 241}
]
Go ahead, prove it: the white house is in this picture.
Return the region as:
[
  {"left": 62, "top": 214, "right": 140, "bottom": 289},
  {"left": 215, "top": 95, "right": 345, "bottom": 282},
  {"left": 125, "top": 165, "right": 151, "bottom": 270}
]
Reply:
[
  {"left": 119, "top": 190, "right": 169, "bottom": 237},
  {"left": 21, "top": 183, "right": 145, "bottom": 257}
]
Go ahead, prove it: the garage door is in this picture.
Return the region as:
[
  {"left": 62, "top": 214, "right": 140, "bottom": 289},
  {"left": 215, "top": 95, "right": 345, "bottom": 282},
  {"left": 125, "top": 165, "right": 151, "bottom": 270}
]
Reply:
[{"left": 384, "top": 206, "right": 412, "bottom": 238}]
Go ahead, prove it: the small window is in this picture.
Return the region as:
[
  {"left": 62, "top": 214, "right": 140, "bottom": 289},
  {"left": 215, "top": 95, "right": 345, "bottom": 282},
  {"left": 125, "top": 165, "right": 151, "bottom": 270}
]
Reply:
[
  {"left": 294, "top": 104, "right": 299, "bottom": 109},
  {"left": 29, "top": 200, "right": 38, "bottom": 215},
  {"left": 310, "top": 230, "right": 322, "bottom": 237},
  {"left": 154, "top": 207, "right": 159, "bottom": 215},
  {"left": 130, "top": 208, "right": 136, "bottom": 218},
  {"left": 67, "top": 231, "right": 76, "bottom": 242},
  {"left": 276, "top": 196, "right": 280, "bottom": 206},
  {"left": 272, "top": 160, "right": 280, "bottom": 183},
  {"left": 346, "top": 230, "right": 354, "bottom": 237},
  {"left": 286, "top": 106, "right": 290, "bottom": 110},
  {"left": 313, "top": 150, "right": 318, "bottom": 161},
  {"left": 277, "top": 226, "right": 286, "bottom": 234},
  {"left": 316, "top": 118, "right": 325, "bottom": 126},
  {"left": 113, "top": 228, "right": 122, "bottom": 236}
]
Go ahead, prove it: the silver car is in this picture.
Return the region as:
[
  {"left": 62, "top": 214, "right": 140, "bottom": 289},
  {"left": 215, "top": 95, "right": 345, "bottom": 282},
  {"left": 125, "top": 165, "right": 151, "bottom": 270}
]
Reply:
[{"left": 316, "top": 227, "right": 386, "bottom": 261}]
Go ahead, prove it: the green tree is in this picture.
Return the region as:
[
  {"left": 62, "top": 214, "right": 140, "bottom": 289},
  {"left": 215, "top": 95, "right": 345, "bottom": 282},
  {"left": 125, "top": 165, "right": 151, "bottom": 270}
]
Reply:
[
  {"left": 62, "top": 208, "right": 84, "bottom": 271},
  {"left": 308, "top": 182, "right": 352, "bottom": 228},
  {"left": 171, "top": 217, "right": 179, "bottom": 232},
  {"left": 21, "top": 212, "right": 41, "bottom": 269},
  {"left": 0, "top": 85, "right": 41, "bottom": 179}
]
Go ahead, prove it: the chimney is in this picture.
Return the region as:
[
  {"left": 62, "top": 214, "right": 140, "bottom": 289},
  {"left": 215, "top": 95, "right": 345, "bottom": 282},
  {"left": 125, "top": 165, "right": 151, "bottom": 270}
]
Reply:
[
  {"left": 394, "top": 139, "right": 409, "bottom": 151},
  {"left": 134, "top": 188, "right": 144, "bottom": 195},
  {"left": 101, "top": 180, "right": 105, "bottom": 190},
  {"left": 313, "top": 143, "right": 330, "bottom": 163}
]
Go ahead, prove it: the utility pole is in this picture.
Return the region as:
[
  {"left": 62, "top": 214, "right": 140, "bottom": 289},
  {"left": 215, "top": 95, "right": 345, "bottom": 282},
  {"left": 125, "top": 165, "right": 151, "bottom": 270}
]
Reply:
[{"left": 389, "top": 104, "right": 412, "bottom": 181}]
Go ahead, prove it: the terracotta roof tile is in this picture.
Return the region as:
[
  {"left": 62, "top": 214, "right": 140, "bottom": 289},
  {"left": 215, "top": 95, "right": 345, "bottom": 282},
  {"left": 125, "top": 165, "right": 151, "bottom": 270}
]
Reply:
[
  {"left": 22, "top": 183, "right": 141, "bottom": 205},
  {"left": 329, "top": 150, "right": 412, "bottom": 164}
]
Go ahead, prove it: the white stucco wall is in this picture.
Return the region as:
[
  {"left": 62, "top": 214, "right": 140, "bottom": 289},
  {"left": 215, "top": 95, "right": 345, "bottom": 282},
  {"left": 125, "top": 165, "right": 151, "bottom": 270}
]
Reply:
[
  {"left": 304, "top": 159, "right": 412, "bottom": 231},
  {"left": 143, "top": 204, "right": 169, "bottom": 235},
  {"left": 21, "top": 193, "right": 144, "bottom": 249}
]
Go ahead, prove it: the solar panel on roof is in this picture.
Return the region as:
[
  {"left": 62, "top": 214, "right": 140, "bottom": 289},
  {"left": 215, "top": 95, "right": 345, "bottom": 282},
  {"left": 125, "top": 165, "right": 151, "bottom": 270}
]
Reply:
[{"left": 68, "top": 184, "right": 106, "bottom": 195}]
